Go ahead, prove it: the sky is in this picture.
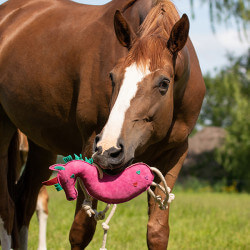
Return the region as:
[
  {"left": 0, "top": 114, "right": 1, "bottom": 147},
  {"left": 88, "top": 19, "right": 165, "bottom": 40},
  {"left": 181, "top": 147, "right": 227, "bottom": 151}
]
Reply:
[{"left": 0, "top": 0, "right": 249, "bottom": 74}]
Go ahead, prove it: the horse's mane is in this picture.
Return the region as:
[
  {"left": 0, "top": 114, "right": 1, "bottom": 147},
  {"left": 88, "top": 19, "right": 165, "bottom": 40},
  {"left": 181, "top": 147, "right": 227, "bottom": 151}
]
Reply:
[
  {"left": 125, "top": 0, "right": 180, "bottom": 71},
  {"left": 139, "top": 0, "right": 179, "bottom": 38},
  {"left": 121, "top": 0, "right": 138, "bottom": 13}
]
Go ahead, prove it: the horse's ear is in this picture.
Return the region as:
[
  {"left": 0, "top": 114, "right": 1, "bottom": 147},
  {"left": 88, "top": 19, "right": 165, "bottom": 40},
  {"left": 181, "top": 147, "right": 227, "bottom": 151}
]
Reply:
[
  {"left": 167, "top": 14, "right": 189, "bottom": 54},
  {"left": 114, "top": 10, "right": 136, "bottom": 50}
]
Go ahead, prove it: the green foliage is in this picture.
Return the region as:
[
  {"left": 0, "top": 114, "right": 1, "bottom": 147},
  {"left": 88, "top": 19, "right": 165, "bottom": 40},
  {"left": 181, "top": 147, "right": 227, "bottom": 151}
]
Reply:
[
  {"left": 217, "top": 82, "right": 250, "bottom": 190},
  {"left": 176, "top": 176, "right": 228, "bottom": 193},
  {"left": 176, "top": 176, "right": 242, "bottom": 193},
  {"left": 200, "top": 50, "right": 250, "bottom": 126},
  {"left": 190, "top": 0, "right": 250, "bottom": 36},
  {"left": 28, "top": 189, "right": 250, "bottom": 249},
  {"left": 199, "top": 50, "right": 250, "bottom": 191}
]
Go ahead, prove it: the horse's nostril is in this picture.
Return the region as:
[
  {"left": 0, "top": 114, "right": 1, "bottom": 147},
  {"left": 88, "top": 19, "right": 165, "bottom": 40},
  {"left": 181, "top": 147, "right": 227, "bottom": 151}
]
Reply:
[
  {"left": 117, "top": 138, "right": 124, "bottom": 151},
  {"left": 107, "top": 138, "right": 125, "bottom": 159},
  {"left": 95, "top": 135, "right": 100, "bottom": 145},
  {"left": 109, "top": 147, "right": 122, "bottom": 158},
  {"left": 119, "top": 143, "right": 124, "bottom": 150},
  {"left": 93, "top": 134, "right": 102, "bottom": 154}
]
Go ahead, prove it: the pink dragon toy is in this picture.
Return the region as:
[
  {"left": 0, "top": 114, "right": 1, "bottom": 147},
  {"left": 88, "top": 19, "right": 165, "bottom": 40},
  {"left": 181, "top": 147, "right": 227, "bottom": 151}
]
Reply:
[
  {"left": 43, "top": 154, "right": 174, "bottom": 207},
  {"left": 43, "top": 154, "right": 174, "bottom": 250},
  {"left": 43, "top": 156, "right": 154, "bottom": 204}
]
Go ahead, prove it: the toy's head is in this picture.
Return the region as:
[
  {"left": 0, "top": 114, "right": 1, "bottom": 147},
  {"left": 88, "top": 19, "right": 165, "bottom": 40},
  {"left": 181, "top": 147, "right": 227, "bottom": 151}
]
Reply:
[{"left": 43, "top": 164, "right": 78, "bottom": 201}]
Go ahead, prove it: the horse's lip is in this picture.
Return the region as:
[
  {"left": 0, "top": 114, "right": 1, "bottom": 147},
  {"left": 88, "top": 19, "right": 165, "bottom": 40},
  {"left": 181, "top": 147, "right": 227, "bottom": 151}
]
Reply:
[
  {"left": 93, "top": 158, "right": 134, "bottom": 176},
  {"left": 103, "top": 166, "right": 125, "bottom": 175}
]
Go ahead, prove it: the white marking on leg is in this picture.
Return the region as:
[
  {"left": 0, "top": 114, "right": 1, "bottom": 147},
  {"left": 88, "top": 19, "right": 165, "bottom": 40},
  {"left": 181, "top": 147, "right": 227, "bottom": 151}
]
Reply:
[
  {"left": 19, "top": 225, "right": 28, "bottom": 250},
  {"left": 36, "top": 198, "right": 48, "bottom": 250},
  {"left": 98, "top": 63, "right": 150, "bottom": 151},
  {"left": 0, "top": 216, "right": 11, "bottom": 250}
]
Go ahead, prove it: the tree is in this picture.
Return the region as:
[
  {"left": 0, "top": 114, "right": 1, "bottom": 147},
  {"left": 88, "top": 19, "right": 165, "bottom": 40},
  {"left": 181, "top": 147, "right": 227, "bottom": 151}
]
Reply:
[
  {"left": 199, "top": 49, "right": 250, "bottom": 191},
  {"left": 190, "top": 0, "right": 249, "bottom": 36},
  {"left": 199, "top": 50, "right": 250, "bottom": 126}
]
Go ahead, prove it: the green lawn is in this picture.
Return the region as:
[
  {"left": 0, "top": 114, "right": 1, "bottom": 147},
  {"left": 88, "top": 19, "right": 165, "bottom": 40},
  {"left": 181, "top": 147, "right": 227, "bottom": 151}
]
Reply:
[{"left": 27, "top": 188, "right": 250, "bottom": 249}]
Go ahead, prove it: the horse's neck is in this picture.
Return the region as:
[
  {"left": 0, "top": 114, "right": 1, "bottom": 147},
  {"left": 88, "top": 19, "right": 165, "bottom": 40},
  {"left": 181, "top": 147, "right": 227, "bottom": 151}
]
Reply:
[
  {"left": 121, "top": 0, "right": 155, "bottom": 32},
  {"left": 173, "top": 47, "right": 190, "bottom": 104}
]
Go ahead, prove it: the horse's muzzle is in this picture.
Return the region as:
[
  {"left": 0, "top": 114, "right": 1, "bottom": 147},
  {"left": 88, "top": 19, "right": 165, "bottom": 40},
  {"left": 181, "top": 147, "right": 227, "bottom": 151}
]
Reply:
[
  {"left": 92, "top": 150, "right": 125, "bottom": 170},
  {"left": 93, "top": 135, "right": 126, "bottom": 171}
]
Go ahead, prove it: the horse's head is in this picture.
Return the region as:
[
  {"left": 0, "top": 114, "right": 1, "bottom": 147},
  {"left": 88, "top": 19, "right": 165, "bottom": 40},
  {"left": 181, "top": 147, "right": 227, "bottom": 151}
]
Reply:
[{"left": 93, "top": 5, "right": 189, "bottom": 173}]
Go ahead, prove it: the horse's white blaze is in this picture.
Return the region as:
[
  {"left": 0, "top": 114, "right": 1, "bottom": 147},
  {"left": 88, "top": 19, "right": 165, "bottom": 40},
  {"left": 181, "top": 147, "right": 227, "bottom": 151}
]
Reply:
[
  {"left": 98, "top": 63, "right": 150, "bottom": 152},
  {"left": 0, "top": 216, "right": 11, "bottom": 250},
  {"left": 36, "top": 198, "right": 48, "bottom": 250},
  {"left": 19, "top": 225, "right": 28, "bottom": 250}
]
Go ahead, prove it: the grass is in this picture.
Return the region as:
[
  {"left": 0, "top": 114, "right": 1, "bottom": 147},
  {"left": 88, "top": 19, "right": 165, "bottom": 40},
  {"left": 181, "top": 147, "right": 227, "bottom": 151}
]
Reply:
[{"left": 27, "top": 188, "right": 250, "bottom": 250}]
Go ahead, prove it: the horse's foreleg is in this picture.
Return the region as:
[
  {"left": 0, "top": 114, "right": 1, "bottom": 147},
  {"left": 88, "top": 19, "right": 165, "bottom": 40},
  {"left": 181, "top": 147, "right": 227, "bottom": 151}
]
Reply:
[
  {"left": 15, "top": 140, "right": 56, "bottom": 250},
  {"left": 0, "top": 154, "right": 15, "bottom": 250},
  {"left": 69, "top": 132, "right": 98, "bottom": 249},
  {"left": 147, "top": 188, "right": 171, "bottom": 249},
  {"left": 147, "top": 142, "right": 188, "bottom": 250},
  {"left": 36, "top": 186, "right": 49, "bottom": 250},
  {"left": 69, "top": 182, "right": 98, "bottom": 250},
  {"left": 0, "top": 107, "right": 19, "bottom": 249}
]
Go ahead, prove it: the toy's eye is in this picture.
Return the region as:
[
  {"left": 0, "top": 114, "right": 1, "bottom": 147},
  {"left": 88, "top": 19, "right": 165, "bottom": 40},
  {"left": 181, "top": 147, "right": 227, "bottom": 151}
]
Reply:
[{"left": 158, "top": 78, "right": 170, "bottom": 95}]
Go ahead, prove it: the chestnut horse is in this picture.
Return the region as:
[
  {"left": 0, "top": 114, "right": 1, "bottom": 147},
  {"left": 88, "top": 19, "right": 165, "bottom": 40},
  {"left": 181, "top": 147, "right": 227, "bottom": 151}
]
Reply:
[{"left": 0, "top": 0, "right": 205, "bottom": 249}]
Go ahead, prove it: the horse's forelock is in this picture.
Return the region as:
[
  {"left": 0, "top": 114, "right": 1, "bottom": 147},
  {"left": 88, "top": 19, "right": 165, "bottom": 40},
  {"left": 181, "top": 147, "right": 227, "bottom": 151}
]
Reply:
[
  {"left": 122, "top": 0, "right": 179, "bottom": 71},
  {"left": 125, "top": 36, "right": 171, "bottom": 72}
]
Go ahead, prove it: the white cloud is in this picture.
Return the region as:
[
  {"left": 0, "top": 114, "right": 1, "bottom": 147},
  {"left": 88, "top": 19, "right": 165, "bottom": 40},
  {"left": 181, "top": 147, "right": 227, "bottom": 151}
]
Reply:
[{"left": 217, "top": 29, "right": 249, "bottom": 53}]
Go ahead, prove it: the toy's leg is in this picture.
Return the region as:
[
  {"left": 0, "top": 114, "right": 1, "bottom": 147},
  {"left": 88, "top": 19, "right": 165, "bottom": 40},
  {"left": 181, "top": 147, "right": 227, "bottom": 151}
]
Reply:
[
  {"left": 15, "top": 140, "right": 56, "bottom": 250},
  {"left": 0, "top": 106, "right": 19, "bottom": 249},
  {"left": 36, "top": 186, "right": 49, "bottom": 250},
  {"left": 69, "top": 183, "right": 98, "bottom": 250},
  {"left": 147, "top": 142, "right": 188, "bottom": 250}
]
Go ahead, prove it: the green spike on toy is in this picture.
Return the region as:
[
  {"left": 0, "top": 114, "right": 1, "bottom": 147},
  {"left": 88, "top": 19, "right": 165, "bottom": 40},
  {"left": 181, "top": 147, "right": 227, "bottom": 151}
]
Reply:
[
  {"left": 85, "top": 157, "right": 93, "bottom": 164},
  {"left": 54, "top": 183, "right": 63, "bottom": 191},
  {"left": 54, "top": 166, "right": 65, "bottom": 170},
  {"left": 63, "top": 155, "right": 73, "bottom": 163},
  {"left": 70, "top": 174, "right": 75, "bottom": 178},
  {"left": 74, "top": 154, "right": 83, "bottom": 160}
]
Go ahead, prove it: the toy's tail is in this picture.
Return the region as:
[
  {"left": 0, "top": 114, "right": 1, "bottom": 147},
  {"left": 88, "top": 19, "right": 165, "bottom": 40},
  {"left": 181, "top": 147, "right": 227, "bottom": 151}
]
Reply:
[{"left": 42, "top": 177, "right": 58, "bottom": 186}]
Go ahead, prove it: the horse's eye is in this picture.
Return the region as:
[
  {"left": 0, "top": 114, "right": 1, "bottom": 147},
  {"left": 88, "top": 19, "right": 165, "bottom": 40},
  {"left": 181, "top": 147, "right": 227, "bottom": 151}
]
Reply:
[{"left": 158, "top": 79, "right": 170, "bottom": 95}]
